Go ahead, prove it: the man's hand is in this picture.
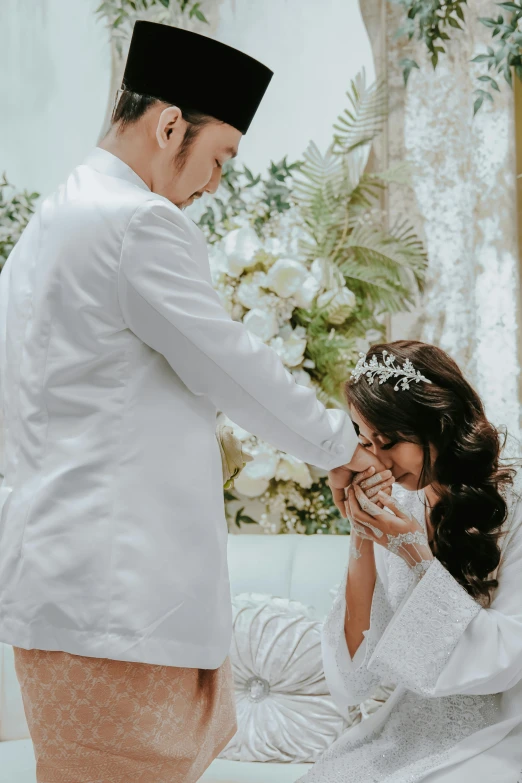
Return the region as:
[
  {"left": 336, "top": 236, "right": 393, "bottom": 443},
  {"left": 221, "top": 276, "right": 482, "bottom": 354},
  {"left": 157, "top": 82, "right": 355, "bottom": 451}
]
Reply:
[{"left": 328, "top": 444, "right": 386, "bottom": 518}]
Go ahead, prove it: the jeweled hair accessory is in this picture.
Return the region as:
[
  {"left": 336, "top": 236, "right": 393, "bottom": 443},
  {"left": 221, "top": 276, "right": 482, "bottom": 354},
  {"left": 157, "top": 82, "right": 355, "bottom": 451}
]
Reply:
[{"left": 351, "top": 350, "right": 432, "bottom": 391}]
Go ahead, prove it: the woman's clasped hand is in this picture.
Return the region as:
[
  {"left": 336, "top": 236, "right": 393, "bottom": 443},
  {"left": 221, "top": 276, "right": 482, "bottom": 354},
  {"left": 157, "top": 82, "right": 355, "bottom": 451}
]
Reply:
[{"left": 346, "top": 466, "right": 434, "bottom": 578}]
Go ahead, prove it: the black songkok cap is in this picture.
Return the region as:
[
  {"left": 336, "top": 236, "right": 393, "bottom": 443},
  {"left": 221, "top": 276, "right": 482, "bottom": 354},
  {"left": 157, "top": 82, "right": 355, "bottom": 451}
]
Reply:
[{"left": 122, "top": 21, "right": 274, "bottom": 135}]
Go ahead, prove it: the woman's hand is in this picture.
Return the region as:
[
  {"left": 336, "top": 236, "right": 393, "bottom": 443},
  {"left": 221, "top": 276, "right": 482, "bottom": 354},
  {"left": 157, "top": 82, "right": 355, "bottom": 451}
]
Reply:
[
  {"left": 346, "top": 484, "right": 434, "bottom": 578},
  {"left": 353, "top": 466, "right": 395, "bottom": 505},
  {"left": 329, "top": 446, "right": 387, "bottom": 517}
]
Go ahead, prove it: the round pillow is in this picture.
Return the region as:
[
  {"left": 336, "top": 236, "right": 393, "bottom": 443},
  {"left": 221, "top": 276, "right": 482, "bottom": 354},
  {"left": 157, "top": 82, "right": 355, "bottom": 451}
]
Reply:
[{"left": 219, "top": 593, "right": 352, "bottom": 763}]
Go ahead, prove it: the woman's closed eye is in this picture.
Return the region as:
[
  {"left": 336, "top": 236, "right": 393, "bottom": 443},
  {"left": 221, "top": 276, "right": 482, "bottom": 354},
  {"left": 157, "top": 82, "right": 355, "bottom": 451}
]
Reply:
[
  {"left": 380, "top": 440, "right": 398, "bottom": 451},
  {"left": 359, "top": 438, "right": 398, "bottom": 451}
]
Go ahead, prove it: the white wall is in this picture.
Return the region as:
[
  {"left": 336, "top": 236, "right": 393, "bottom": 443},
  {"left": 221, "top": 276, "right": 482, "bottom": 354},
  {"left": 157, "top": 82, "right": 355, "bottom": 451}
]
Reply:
[
  {"left": 0, "top": 0, "right": 111, "bottom": 198},
  {"left": 214, "top": 0, "right": 375, "bottom": 173},
  {"left": 0, "top": 0, "right": 374, "bottom": 197}
]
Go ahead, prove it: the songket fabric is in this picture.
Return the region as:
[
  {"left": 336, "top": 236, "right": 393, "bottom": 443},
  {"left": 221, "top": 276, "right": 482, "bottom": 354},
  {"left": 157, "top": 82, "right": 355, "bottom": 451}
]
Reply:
[
  {"left": 13, "top": 647, "right": 237, "bottom": 783},
  {"left": 299, "top": 482, "right": 522, "bottom": 783}
]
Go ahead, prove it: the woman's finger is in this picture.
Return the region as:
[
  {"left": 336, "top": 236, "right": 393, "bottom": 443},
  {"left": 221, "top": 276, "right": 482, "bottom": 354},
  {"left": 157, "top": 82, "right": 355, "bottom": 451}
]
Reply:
[
  {"left": 376, "top": 492, "right": 415, "bottom": 522},
  {"left": 352, "top": 484, "right": 404, "bottom": 538},
  {"left": 352, "top": 466, "right": 376, "bottom": 486},
  {"left": 348, "top": 486, "right": 385, "bottom": 538},
  {"left": 353, "top": 483, "right": 385, "bottom": 518},
  {"left": 365, "top": 478, "right": 394, "bottom": 499}
]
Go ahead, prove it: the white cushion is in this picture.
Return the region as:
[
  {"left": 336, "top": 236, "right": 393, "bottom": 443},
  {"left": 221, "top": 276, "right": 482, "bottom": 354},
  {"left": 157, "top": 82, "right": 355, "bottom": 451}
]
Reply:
[
  {"left": 227, "top": 535, "right": 351, "bottom": 620},
  {"left": 0, "top": 739, "right": 36, "bottom": 783},
  {"left": 219, "top": 593, "right": 350, "bottom": 763},
  {"left": 200, "top": 758, "right": 312, "bottom": 782}
]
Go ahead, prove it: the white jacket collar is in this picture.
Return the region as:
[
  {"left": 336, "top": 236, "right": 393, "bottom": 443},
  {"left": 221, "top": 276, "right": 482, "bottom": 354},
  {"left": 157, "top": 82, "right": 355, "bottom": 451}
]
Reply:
[{"left": 83, "top": 147, "right": 151, "bottom": 193}]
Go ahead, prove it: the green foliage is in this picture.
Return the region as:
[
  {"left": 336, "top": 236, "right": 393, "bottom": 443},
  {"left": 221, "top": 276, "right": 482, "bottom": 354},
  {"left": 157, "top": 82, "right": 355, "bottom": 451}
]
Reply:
[
  {"left": 286, "top": 475, "right": 350, "bottom": 535},
  {"left": 96, "top": 0, "right": 208, "bottom": 55},
  {"left": 0, "top": 175, "right": 39, "bottom": 269},
  {"left": 392, "top": 0, "right": 522, "bottom": 113},
  {"left": 96, "top": 0, "right": 208, "bottom": 25},
  {"left": 333, "top": 73, "right": 388, "bottom": 153},
  {"left": 290, "top": 73, "right": 426, "bottom": 404},
  {"left": 392, "top": 0, "right": 467, "bottom": 76},
  {"left": 198, "top": 157, "right": 301, "bottom": 244}
]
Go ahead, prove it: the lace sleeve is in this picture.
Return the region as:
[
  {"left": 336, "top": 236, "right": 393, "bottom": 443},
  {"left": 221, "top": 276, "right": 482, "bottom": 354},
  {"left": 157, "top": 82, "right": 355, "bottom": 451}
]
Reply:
[
  {"left": 367, "top": 558, "right": 483, "bottom": 697},
  {"left": 321, "top": 561, "right": 395, "bottom": 710}
]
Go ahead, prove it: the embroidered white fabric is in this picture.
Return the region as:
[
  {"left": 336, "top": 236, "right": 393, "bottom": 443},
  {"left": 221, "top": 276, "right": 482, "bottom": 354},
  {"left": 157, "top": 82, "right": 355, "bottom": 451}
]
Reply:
[{"left": 299, "top": 487, "right": 505, "bottom": 782}]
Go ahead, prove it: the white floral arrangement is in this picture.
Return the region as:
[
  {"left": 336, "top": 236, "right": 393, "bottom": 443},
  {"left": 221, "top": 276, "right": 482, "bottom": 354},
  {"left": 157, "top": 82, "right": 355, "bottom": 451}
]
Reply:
[
  {"left": 192, "top": 73, "right": 427, "bottom": 535},
  {"left": 0, "top": 67, "right": 426, "bottom": 536},
  {"left": 207, "top": 219, "right": 361, "bottom": 534}
]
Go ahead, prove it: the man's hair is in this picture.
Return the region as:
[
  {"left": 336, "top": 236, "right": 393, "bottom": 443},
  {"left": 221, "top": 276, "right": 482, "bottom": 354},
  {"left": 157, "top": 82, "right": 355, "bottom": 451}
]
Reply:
[{"left": 111, "top": 90, "right": 220, "bottom": 168}]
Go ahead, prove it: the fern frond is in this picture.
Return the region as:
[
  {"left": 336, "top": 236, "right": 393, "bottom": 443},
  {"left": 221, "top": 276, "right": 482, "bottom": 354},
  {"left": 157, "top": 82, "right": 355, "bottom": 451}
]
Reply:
[
  {"left": 333, "top": 69, "right": 388, "bottom": 154},
  {"left": 294, "top": 142, "right": 344, "bottom": 204}
]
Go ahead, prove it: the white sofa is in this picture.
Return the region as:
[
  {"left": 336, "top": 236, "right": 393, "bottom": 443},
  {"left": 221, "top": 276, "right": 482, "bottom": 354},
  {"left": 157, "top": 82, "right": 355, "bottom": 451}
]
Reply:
[{"left": 0, "top": 534, "right": 350, "bottom": 783}]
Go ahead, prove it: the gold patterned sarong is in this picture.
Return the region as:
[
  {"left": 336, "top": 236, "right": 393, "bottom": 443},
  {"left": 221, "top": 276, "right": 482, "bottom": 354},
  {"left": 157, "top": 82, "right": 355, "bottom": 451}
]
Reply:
[{"left": 13, "top": 647, "right": 237, "bottom": 783}]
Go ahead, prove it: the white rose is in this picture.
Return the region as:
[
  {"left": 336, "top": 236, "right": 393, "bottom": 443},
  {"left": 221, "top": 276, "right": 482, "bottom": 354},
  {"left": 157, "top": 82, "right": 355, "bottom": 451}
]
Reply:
[
  {"left": 231, "top": 303, "right": 245, "bottom": 321},
  {"left": 234, "top": 474, "right": 270, "bottom": 498},
  {"left": 291, "top": 368, "right": 312, "bottom": 387},
  {"left": 311, "top": 257, "right": 328, "bottom": 286},
  {"left": 270, "top": 328, "right": 307, "bottom": 367},
  {"left": 292, "top": 274, "right": 321, "bottom": 308},
  {"left": 236, "top": 271, "right": 271, "bottom": 310},
  {"left": 243, "top": 307, "right": 279, "bottom": 342},
  {"left": 243, "top": 443, "right": 281, "bottom": 481},
  {"left": 208, "top": 245, "right": 229, "bottom": 277},
  {"left": 264, "top": 236, "right": 283, "bottom": 256},
  {"left": 275, "top": 455, "right": 313, "bottom": 488},
  {"left": 265, "top": 258, "right": 308, "bottom": 298},
  {"left": 223, "top": 227, "right": 262, "bottom": 277}
]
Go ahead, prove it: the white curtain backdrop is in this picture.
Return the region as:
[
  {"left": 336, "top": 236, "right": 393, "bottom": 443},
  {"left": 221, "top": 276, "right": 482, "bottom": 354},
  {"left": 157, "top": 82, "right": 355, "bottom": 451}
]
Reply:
[{"left": 384, "top": 0, "right": 521, "bottom": 445}]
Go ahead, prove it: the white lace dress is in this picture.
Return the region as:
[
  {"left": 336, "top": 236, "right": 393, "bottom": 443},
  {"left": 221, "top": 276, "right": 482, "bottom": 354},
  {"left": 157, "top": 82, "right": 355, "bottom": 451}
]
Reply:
[{"left": 298, "top": 484, "right": 522, "bottom": 783}]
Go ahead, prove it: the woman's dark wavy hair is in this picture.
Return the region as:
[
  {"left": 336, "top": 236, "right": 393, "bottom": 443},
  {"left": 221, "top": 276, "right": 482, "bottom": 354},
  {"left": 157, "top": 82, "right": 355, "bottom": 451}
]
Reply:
[{"left": 345, "top": 340, "right": 515, "bottom": 605}]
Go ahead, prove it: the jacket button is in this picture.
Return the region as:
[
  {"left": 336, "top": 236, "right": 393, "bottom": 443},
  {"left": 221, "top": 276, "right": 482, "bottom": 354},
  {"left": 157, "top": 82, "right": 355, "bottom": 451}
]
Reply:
[
  {"left": 323, "top": 440, "right": 332, "bottom": 449},
  {"left": 335, "top": 444, "right": 345, "bottom": 455}
]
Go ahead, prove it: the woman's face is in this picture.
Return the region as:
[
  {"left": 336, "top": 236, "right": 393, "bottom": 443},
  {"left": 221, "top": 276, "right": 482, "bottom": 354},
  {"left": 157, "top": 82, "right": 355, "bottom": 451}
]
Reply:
[{"left": 350, "top": 405, "right": 433, "bottom": 492}]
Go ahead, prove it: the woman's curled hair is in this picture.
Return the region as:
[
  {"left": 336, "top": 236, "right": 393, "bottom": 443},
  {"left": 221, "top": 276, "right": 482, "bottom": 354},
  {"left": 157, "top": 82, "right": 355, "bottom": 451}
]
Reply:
[{"left": 345, "top": 340, "right": 515, "bottom": 606}]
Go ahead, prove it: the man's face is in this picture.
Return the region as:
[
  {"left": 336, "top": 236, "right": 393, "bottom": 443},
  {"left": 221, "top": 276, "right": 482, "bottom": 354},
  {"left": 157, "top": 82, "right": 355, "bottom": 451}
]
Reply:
[{"left": 150, "top": 107, "right": 242, "bottom": 209}]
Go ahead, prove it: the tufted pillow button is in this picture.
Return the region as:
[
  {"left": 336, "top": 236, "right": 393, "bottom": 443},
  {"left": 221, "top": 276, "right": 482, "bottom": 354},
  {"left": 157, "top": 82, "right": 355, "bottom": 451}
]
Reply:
[{"left": 245, "top": 676, "right": 271, "bottom": 702}]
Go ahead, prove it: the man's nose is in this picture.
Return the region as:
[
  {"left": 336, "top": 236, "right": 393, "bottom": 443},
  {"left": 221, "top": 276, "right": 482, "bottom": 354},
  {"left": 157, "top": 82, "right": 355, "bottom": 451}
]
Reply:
[
  {"left": 376, "top": 449, "right": 394, "bottom": 471},
  {"left": 204, "top": 168, "right": 222, "bottom": 195}
]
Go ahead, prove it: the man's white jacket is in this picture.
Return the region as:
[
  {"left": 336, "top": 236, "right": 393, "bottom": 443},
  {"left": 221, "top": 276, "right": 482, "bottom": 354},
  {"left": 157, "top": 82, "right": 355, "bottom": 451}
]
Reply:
[{"left": 0, "top": 148, "right": 357, "bottom": 668}]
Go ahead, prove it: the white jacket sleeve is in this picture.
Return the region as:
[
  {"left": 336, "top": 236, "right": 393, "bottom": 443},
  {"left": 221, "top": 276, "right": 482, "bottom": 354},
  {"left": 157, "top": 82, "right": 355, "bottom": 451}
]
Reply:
[
  {"left": 117, "top": 200, "right": 357, "bottom": 471},
  {"left": 321, "top": 551, "right": 395, "bottom": 710},
  {"left": 367, "top": 493, "right": 522, "bottom": 698}
]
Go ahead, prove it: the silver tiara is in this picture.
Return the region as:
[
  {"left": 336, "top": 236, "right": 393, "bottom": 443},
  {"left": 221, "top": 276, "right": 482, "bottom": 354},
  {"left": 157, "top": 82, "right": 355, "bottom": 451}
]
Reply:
[{"left": 351, "top": 350, "right": 432, "bottom": 391}]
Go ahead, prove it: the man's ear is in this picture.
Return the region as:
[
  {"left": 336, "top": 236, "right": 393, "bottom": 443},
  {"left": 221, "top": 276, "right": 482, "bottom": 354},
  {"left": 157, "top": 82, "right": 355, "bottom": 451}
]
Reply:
[{"left": 156, "top": 105, "right": 183, "bottom": 150}]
